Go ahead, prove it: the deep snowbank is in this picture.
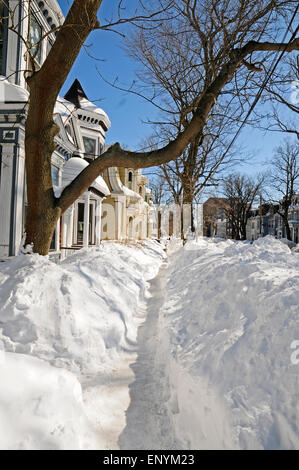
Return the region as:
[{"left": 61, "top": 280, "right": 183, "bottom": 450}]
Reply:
[
  {"left": 162, "top": 236, "right": 299, "bottom": 450},
  {"left": 0, "top": 241, "right": 165, "bottom": 450},
  {"left": 0, "top": 352, "right": 99, "bottom": 449}
]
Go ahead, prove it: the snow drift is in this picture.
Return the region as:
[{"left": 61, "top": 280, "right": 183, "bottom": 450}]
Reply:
[
  {"left": 0, "top": 235, "right": 298, "bottom": 450},
  {"left": 162, "top": 236, "right": 299, "bottom": 449},
  {"left": 0, "top": 241, "right": 165, "bottom": 450}
]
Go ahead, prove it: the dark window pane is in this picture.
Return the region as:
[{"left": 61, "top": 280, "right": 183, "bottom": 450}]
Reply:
[
  {"left": 83, "top": 136, "right": 96, "bottom": 158},
  {"left": 51, "top": 167, "right": 59, "bottom": 186}
]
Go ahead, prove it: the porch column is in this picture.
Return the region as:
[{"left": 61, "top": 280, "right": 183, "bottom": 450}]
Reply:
[
  {"left": 95, "top": 199, "right": 102, "bottom": 246},
  {"left": 55, "top": 218, "right": 60, "bottom": 251},
  {"left": 67, "top": 205, "right": 74, "bottom": 247},
  {"left": 62, "top": 213, "right": 67, "bottom": 247},
  {"left": 115, "top": 200, "right": 121, "bottom": 240},
  {"left": 83, "top": 192, "right": 90, "bottom": 248}
]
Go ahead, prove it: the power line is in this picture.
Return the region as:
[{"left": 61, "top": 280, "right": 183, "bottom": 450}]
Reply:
[{"left": 218, "top": 5, "right": 299, "bottom": 162}]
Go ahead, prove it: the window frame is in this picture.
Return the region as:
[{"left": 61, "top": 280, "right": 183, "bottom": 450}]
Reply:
[
  {"left": 29, "top": 13, "right": 43, "bottom": 64},
  {"left": 83, "top": 135, "right": 97, "bottom": 159}
]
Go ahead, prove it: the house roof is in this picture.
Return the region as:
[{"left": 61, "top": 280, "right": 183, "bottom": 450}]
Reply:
[
  {"left": 0, "top": 76, "right": 29, "bottom": 103},
  {"left": 64, "top": 79, "right": 111, "bottom": 130},
  {"left": 54, "top": 97, "right": 75, "bottom": 122},
  {"left": 64, "top": 79, "right": 88, "bottom": 108},
  {"left": 61, "top": 157, "right": 110, "bottom": 197}
]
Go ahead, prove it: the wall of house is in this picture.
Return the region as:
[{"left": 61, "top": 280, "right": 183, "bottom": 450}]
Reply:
[{"left": 246, "top": 197, "right": 299, "bottom": 244}]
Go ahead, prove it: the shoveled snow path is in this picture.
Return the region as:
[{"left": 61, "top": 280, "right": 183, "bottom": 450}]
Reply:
[
  {"left": 118, "top": 242, "right": 237, "bottom": 450},
  {"left": 119, "top": 258, "right": 182, "bottom": 450}
]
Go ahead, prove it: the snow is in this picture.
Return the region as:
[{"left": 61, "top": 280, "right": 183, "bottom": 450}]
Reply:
[
  {"left": 121, "top": 185, "right": 142, "bottom": 200},
  {"left": 0, "top": 235, "right": 298, "bottom": 450},
  {"left": 279, "top": 237, "right": 297, "bottom": 248},
  {"left": 79, "top": 98, "right": 111, "bottom": 129},
  {"left": 0, "top": 353, "right": 98, "bottom": 450},
  {"left": 62, "top": 157, "right": 110, "bottom": 196},
  {"left": 161, "top": 236, "right": 299, "bottom": 449},
  {"left": 0, "top": 241, "right": 165, "bottom": 449},
  {"left": 0, "top": 76, "right": 29, "bottom": 103}
]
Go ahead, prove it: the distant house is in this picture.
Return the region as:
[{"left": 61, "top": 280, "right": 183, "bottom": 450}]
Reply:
[
  {"left": 246, "top": 196, "right": 299, "bottom": 243},
  {"left": 101, "top": 166, "right": 153, "bottom": 241},
  {"left": 203, "top": 198, "right": 229, "bottom": 238},
  {"left": 288, "top": 195, "right": 299, "bottom": 244},
  {"left": 246, "top": 204, "right": 272, "bottom": 241}
]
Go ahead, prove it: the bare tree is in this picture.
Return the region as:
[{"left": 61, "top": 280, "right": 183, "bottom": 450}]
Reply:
[
  {"left": 267, "top": 139, "right": 299, "bottom": 240},
  {"left": 121, "top": 0, "right": 295, "bottom": 213},
  {"left": 257, "top": 55, "right": 299, "bottom": 139},
  {"left": 159, "top": 117, "right": 240, "bottom": 204},
  {"left": 149, "top": 173, "right": 170, "bottom": 205},
  {"left": 1, "top": 0, "right": 299, "bottom": 254},
  {"left": 223, "top": 173, "right": 264, "bottom": 240}
]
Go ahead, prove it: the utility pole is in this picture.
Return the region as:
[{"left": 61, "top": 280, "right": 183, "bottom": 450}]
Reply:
[{"left": 259, "top": 195, "right": 263, "bottom": 237}]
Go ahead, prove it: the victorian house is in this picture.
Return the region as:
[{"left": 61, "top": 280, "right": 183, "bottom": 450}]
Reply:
[
  {"left": 0, "top": 0, "right": 152, "bottom": 259},
  {"left": 246, "top": 196, "right": 299, "bottom": 244},
  {"left": 101, "top": 166, "right": 152, "bottom": 241}
]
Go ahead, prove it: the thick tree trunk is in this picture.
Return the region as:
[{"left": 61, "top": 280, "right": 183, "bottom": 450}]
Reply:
[
  {"left": 183, "top": 189, "right": 195, "bottom": 232},
  {"left": 280, "top": 210, "right": 292, "bottom": 241},
  {"left": 285, "top": 221, "right": 292, "bottom": 241},
  {"left": 24, "top": 83, "right": 61, "bottom": 254},
  {"left": 25, "top": 206, "right": 59, "bottom": 255},
  {"left": 23, "top": 0, "right": 102, "bottom": 254}
]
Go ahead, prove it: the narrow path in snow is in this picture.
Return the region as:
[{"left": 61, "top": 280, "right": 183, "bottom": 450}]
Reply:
[{"left": 118, "top": 257, "right": 182, "bottom": 450}]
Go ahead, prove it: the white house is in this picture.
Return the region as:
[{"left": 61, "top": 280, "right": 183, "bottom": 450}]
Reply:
[
  {"left": 246, "top": 196, "right": 299, "bottom": 244},
  {"left": 0, "top": 0, "right": 153, "bottom": 258},
  {"left": 101, "top": 166, "right": 153, "bottom": 241},
  {"left": 0, "top": 1, "right": 111, "bottom": 257}
]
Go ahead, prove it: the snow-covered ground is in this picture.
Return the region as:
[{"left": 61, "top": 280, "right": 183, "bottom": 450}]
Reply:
[
  {"left": 0, "top": 241, "right": 165, "bottom": 449},
  {"left": 162, "top": 236, "right": 299, "bottom": 450},
  {"left": 0, "top": 236, "right": 298, "bottom": 449}
]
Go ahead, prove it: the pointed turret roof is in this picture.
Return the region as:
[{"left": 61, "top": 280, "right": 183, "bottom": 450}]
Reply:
[
  {"left": 64, "top": 79, "right": 88, "bottom": 108},
  {"left": 63, "top": 79, "right": 111, "bottom": 131}
]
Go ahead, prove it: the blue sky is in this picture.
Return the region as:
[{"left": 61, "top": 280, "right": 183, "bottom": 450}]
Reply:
[
  {"left": 59, "top": 0, "right": 157, "bottom": 151},
  {"left": 58, "top": 0, "right": 295, "bottom": 180}
]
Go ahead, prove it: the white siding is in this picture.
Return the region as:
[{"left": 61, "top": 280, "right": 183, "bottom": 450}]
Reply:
[{"left": 0, "top": 144, "right": 14, "bottom": 257}]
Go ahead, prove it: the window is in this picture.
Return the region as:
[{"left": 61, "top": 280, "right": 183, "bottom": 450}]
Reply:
[
  {"left": 65, "top": 124, "right": 74, "bottom": 144},
  {"left": 47, "top": 39, "right": 53, "bottom": 56},
  {"left": 51, "top": 167, "right": 59, "bottom": 186},
  {"left": 128, "top": 171, "right": 133, "bottom": 189},
  {"left": 139, "top": 186, "right": 143, "bottom": 195},
  {"left": 83, "top": 136, "right": 96, "bottom": 158},
  {"left": 30, "top": 14, "right": 43, "bottom": 63}
]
